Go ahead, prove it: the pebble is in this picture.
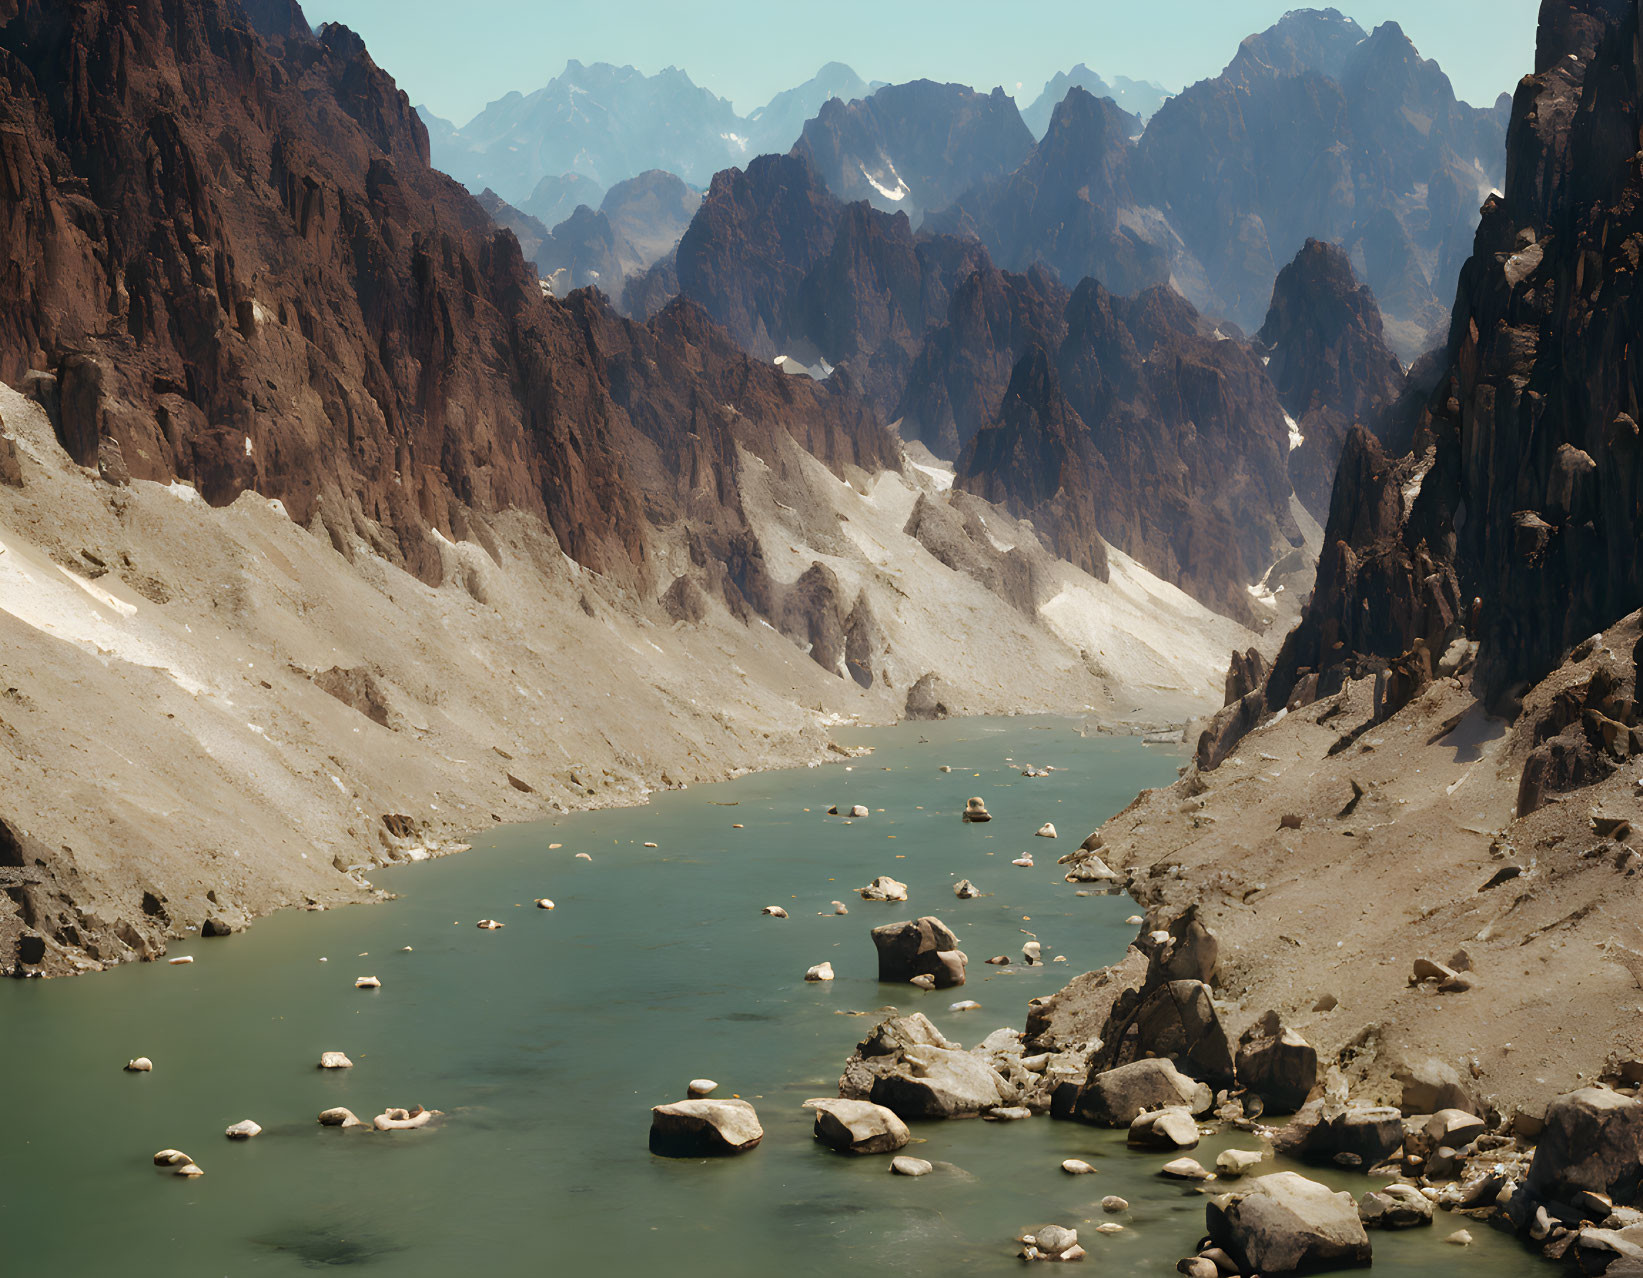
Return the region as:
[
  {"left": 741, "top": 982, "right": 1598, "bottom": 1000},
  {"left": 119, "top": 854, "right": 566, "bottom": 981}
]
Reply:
[
  {"left": 1035, "top": 823, "right": 1057, "bottom": 838},
  {"left": 167, "top": 956, "right": 193, "bottom": 966},
  {"left": 575, "top": 852, "right": 592, "bottom": 861},
  {"left": 355, "top": 975, "right": 381, "bottom": 989},
  {"left": 535, "top": 899, "right": 555, "bottom": 909},
  {"left": 804, "top": 962, "right": 835, "bottom": 982},
  {"left": 761, "top": 906, "right": 789, "bottom": 918},
  {"left": 687, "top": 1079, "right": 718, "bottom": 1098},
  {"left": 224, "top": 1120, "right": 262, "bottom": 1140},
  {"left": 1012, "top": 855, "right": 1034, "bottom": 868},
  {"left": 949, "top": 999, "right": 981, "bottom": 1011},
  {"left": 1061, "top": 1159, "right": 1097, "bottom": 1174},
  {"left": 125, "top": 1057, "right": 153, "bottom": 1072},
  {"left": 891, "top": 1156, "right": 933, "bottom": 1176},
  {"left": 643, "top": 842, "right": 659, "bottom": 848},
  {"left": 476, "top": 919, "right": 504, "bottom": 929}
]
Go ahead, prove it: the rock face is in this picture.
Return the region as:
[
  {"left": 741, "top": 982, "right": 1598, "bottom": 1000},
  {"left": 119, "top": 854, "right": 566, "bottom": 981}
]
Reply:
[
  {"left": 649, "top": 1098, "right": 764, "bottom": 1156},
  {"left": 1526, "top": 1088, "right": 1643, "bottom": 1206},
  {"left": 1088, "top": 979, "right": 1235, "bottom": 1090},
  {"left": 1257, "top": 240, "right": 1407, "bottom": 520},
  {"left": 804, "top": 1097, "right": 911, "bottom": 1154},
  {"left": 1217, "top": 0, "right": 1643, "bottom": 764},
  {"left": 871, "top": 916, "right": 967, "bottom": 987},
  {"left": 1207, "top": 1171, "right": 1373, "bottom": 1275},
  {"left": 952, "top": 281, "right": 1301, "bottom": 623},
  {"left": 793, "top": 81, "right": 1035, "bottom": 225},
  {"left": 1235, "top": 1011, "right": 1319, "bottom": 1114},
  {"left": 1074, "top": 1058, "right": 1213, "bottom": 1127}
]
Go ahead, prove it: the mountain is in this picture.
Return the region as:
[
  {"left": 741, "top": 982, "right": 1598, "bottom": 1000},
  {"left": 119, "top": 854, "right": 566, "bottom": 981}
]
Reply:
[
  {"left": 426, "top": 60, "right": 748, "bottom": 203},
  {"left": 1134, "top": 10, "right": 1510, "bottom": 357},
  {"left": 744, "top": 61, "right": 882, "bottom": 155},
  {"left": 792, "top": 81, "right": 1036, "bottom": 225},
  {"left": 528, "top": 170, "right": 701, "bottom": 298},
  {"left": 1079, "top": 0, "right": 1643, "bottom": 1148},
  {"left": 423, "top": 61, "right": 878, "bottom": 211},
  {"left": 954, "top": 280, "right": 1305, "bottom": 626},
  {"left": 937, "top": 8, "right": 1509, "bottom": 363},
  {"left": 926, "top": 86, "right": 1163, "bottom": 299},
  {"left": 1021, "top": 65, "right": 1165, "bottom": 136},
  {"left": 0, "top": 0, "right": 1257, "bottom": 975},
  {"left": 1256, "top": 239, "right": 1407, "bottom": 520}
]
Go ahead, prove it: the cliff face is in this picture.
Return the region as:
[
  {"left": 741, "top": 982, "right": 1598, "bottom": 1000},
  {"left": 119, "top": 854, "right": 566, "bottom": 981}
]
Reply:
[
  {"left": 1257, "top": 239, "right": 1407, "bottom": 519},
  {"left": 1201, "top": 0, "right": 1643, "bottom": 771}
]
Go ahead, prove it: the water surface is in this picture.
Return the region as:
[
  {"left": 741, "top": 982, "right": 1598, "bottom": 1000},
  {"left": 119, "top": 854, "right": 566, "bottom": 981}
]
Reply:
[{"left": 0, "top": 718, "right": 1533, "bottom": 1274}]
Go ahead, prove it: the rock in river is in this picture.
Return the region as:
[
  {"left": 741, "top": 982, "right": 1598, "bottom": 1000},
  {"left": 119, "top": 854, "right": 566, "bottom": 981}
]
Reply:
[
  {"left": 962, "top": 797, "right": 991, "bottom": 822},
  {"left": 858, "top": 875, "right": 909, "bottom": 902},
  {"left": 1129, "top": 1106, "right": 1201, "bottom": 1150},
  {"left": 1235, "top": 1011, "right": 1318, "bottom": 1114},
  {"left": 805, "top": 962, "right": 835, "bottom": 982},
  {"left": 1526, "top": 1087, "right": 1643, "bottom": 1205},
  {"left": 318, "top": 1051, "right": 353, "bottom": 1069},
  {"left": 650, "top": 1098, "right": 764, "bottom": 1156},
  {"left": 1074, "top": 1058, "right": 1213, "bottom": 1126},
  {"left": 224, "top": 1120, "right": 262, "bottom": 1140},
  {"left": 872, "top": 916, "right": 967, "bottom": 987},
  {"left": 1207, "top": 1171, "right": 1372, "bottom": 1274},
  {"left": 805, "top": 1097, "right": 910, "bottom": 1154},
  {"left": 838, "top": 1013, "right": 1015, "bottom": 1119}
]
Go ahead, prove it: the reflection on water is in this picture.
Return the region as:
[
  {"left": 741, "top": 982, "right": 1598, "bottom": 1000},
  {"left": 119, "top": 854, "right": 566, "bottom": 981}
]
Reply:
[{"left": 0, "top": 718, "right": 1536, "bottom": 1275}]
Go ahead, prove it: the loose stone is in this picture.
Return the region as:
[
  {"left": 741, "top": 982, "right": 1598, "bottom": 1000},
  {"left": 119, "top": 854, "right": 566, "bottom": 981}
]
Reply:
[
  {"left": 805, "top": 962, "right": 835, "bottom": 981},
  {"left": 125, "top": 1057, "right": 153, "bottom": 1072},
  {"left": 891, "top": 1155, "right": 932, "bottom": 1176},
  {"left": 224, "top": 1120, "right": 262, "bottom": 1140}
]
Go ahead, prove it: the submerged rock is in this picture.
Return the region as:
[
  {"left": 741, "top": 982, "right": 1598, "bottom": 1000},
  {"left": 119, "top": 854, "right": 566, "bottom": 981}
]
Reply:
[
  {"left": 649, "top": 1098, "right": 764, "bottom": 1156},
  {"left": 858, "top": 875, "right": 909, "bottom": 902},
  {"left": 892, "top": 1155, "right": 933, "bottom": 1176},
  {"left": 374, "top": 1107, "right": 435, "bottom": 1131},
  {"left": 318, "top": 1107, "right": 364, "bottom": 1128}
]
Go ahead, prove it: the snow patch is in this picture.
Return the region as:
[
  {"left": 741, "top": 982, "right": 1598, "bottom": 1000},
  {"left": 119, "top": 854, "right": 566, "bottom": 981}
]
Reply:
[
  {"left": 859, "top": 161, "right": 910, "bottom": 203},
  {"left": 909, "top": 460, "right": 954, "bottom": 492},
  {"left": 1284, "top": 412, "right": 1305, "bottom": 452}
]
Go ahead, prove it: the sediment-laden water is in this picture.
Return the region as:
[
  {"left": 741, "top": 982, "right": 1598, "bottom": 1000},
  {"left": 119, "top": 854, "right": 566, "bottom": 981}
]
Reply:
[{"left": 0, "top": 717, "right": 1531, "bottom": 1274}]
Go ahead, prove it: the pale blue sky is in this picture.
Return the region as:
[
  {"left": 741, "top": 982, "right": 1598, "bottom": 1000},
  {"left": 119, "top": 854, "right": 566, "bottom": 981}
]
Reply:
[{"left": 306, "top": 0, "right": 1541, "bottom": 126}]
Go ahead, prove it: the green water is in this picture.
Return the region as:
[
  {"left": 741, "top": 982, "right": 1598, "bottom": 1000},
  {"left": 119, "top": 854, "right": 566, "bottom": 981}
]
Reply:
[{"left": 0, "top": 717, "right": 1534, "bottom": 1275}]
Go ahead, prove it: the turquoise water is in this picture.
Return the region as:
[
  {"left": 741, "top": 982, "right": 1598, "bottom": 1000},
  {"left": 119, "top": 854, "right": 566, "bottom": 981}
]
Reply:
[{"left": 0, "top": 718, "right": 1534, "bottom": 1274}]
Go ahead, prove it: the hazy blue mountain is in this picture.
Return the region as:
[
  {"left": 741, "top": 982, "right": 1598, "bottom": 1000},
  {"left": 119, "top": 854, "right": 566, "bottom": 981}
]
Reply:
[{"left": 1021, "top": 65, "right": 1169, "bottom": 136}]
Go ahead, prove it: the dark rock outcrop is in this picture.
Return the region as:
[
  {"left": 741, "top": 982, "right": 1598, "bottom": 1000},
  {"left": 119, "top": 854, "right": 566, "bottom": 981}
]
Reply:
[{"left": 1258, "top": 240, "right": 1407, "bottom": 519}]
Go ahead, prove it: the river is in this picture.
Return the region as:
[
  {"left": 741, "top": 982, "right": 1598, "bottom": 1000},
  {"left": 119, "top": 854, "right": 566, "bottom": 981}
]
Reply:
[{"left": 0, "top": 716, "right": 1533, "bottom": 1274}]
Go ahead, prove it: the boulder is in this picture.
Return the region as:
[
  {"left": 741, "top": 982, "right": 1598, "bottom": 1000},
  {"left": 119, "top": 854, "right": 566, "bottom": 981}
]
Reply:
[
  {"left": 1392, "top": 1058, "right": 1478, "bottom": 1116},
  {"left": 838, "top": 1013, "right": 1015, "bottom": 1119},
  {"left": 805, "top": 1097, "right": 910, "bottom": 1154},
  {"left": 1129, "top": 1107, "right": 1201, "bottom": 1149},
  {"left": 1093, "top": 979, "right": 1234, "bottom": 1088},
  {"left": 962, "top": 797, "right": 992, "bottom": 823},
  {"left": 318, "top": 1051, "right": 353, "bottom": 1069},
  {"left": 317, "top": 1107, "right": 363, "bottom": 1128},
  {"left": 858, "top": 875, "right": 909, "bottom": 902},
  {"left": 125, "top": 1057, "right": 153, "bottom": 1072},
  {"left": 1023, "top": 941, "right": 1042, "bottom": 965},
  {"left": 1161, "top": 1157, "right": 1212, "bottom": 1180},
  {"left": 1102, "top": 1196, "right": 1129, "bottom": 1211},
  {"left": 174, "top": 1163, "right": 204, "bottom": 1177},
  {"left": 1235, "top": 1011, "right": 1319, "bottom": 1113},
  {"left": 1217, "top": 1148, "right": 1267, "bottom": 1177},
  {"left": 1146, "top": 908, "right": 1220, "bottom": 985},
  {"left": 1062, "top": 852, "right": 1120, "bottom": 883},
  {"left": 1527, "top": 1087, "right": 1643, "bottom": 1205},
  {"left": 850, "top": 805, "right": 870, "bottom": 818},
  {"left": 152, "top": 1149, "right": 192, "bottom": 1165},
  {"left": 762, "top": 906, "right": 789, "bottom": 918},
  {"left": 1207, "top": 1172, "right": 1373, "bottom": 1274},
  {"left": 649, "top": 1099, "right": 764, "bottom": 1156},
  {"left": 805, "top": 962, "right": 835, "bottom": 982},
  {"left": 535, "top": 898, "right": 555, "bottom": 909},
  {"left": 891, "top": 1155, "right": 932, "bottom": 1176},
  {"left": 1274, "top": 1100, "right": 1404, "bottom": 1166},
  {"left": 1037, "top": 823, "right": 1058, "bottom": 838},
  {"left": 224, "top": 1120, "right": 262, "bottom": 1140},
  {"left": 1062, "top": 1159, "right": 1097, "bottom": 1174},
  {"left": 1358, "top": 1183, "right": 1433, "bottom": 1228},
  {"left": 871, "top": 916, "right": 966, "bottom": 987},
  {"left": 1075, "top": 1058, "right": 1214, "bottom": 1126},
  {"left": 355, "top": 975, "right": 380, "bottom": 989},
  {"left": 1035, "top": 1225, "right": 1078, "bottom": 1255},
  {"left": 953, "top": 879, "right": 980, "bottom": 899},
  {"left": 688, "top": 1079, "right": 718, "bottom": 1098}
]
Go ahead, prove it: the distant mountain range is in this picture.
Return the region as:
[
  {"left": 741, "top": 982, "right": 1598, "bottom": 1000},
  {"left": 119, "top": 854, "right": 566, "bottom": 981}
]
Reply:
[{"left": 1020, "top": 65, "right": 1170, "bottom": 136}]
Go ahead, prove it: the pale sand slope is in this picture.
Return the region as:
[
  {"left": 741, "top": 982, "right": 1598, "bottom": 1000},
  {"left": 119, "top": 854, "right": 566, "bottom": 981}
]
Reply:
[
  {"left": 0, "top": 385, "right": 1260, "bottom": 974},
  {"left": 1087, "top": 616, "right": 1643, "bottom": 1119}
]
